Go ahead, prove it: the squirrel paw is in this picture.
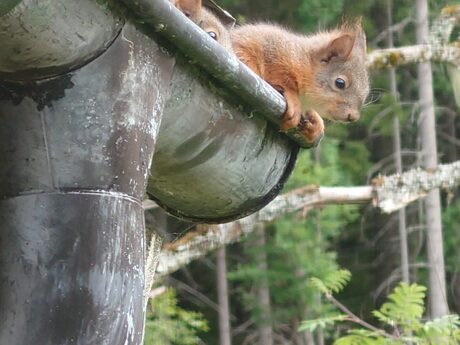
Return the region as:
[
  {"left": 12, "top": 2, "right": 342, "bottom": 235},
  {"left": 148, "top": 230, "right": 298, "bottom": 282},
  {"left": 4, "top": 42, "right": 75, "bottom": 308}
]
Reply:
[
  {"left": 281, "top": 103, "right": 302, "bottom": 131},
  {"left": 298, "top": 110, "right": 325, "bottom": 146}
]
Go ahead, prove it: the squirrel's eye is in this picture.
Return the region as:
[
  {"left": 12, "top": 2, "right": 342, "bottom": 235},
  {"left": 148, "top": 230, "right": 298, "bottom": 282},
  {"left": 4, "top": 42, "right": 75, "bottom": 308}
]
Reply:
[
  {"left": 335, "top": 78, "right": 346, "bottom": 89},
  {"left": 208, "top": 31, "right": 218, "bottom": 40}
]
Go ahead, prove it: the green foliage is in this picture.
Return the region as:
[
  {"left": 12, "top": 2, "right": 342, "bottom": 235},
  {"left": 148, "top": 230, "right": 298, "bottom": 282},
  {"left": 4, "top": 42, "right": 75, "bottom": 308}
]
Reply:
[
  {"left": 218, "top": 0, "right": 344, "bottom": 31},
  {"left": 372, "top": 283, "right": 426, "bottom": 329},
  {"left": 334, "top": 330, "right": 385, "bottom": 345},
  {"left": 421, "top": 314, "right": 460, "bottom": 338},
  {"left": 442, "top": 197, "right": 460, "bottom": 270},
  {"left": 304, "top": 273, "right": 460, "bottom": 344},
  {"left": 310, "top": 269, "right": 352, "bottom": 295},
  {"left": 299, "top": 314, "right": 349, "bottom": 333},
  {"left": 144, "top": 289, "right": 209, "bottom": 345},
  {"left": 228, "top": 133, "right": 365, "bottom": 335},
  {"left": 297, "top": 0, "right": 344, "bottom": 31}
]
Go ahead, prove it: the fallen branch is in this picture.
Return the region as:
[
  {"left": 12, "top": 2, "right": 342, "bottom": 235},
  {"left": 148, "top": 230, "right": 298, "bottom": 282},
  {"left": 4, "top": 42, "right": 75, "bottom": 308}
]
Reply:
[
  {"left": 153, "top": 161, "right": 460, "bottom": 280},
  {"left": 367, "top": 44, "right": 460, "bottom": 70}
]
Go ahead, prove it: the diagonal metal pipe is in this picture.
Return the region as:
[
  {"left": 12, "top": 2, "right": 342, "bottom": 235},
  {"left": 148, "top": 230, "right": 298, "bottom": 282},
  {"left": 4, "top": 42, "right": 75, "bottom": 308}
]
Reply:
[{"left": 116, "top": 0, "right": 313, "bottom": 148}]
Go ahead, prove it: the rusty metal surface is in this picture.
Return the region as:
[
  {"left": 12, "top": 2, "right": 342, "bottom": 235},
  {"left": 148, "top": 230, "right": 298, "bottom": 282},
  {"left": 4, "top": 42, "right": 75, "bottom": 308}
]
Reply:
[
  {"left": 0, "top": 23, "right": 174, "bottom": 345},
  {"left": 148, "top": 57, "right": 298, "bottom": 223},
  {"left": 0, "top": 0, "right": 123, "bottom": 80}
]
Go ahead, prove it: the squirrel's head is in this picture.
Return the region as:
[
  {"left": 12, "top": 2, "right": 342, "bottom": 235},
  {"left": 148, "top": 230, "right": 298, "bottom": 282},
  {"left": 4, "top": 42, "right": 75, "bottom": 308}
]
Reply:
[
  {"left": 199, "top": 8, "right": 233, "bottom": 52},
  {"left": 172, "top": 0, "right": 202, "bottom": 23},
  {"left": 306, "top": 23, "right": 369, "bottom": 123}
]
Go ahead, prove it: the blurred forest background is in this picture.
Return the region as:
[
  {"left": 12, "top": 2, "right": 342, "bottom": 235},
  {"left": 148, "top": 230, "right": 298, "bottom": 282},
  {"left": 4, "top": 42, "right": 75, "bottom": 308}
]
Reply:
[{"left": 145, "top": 0, "right": 460, "bottom": 344}]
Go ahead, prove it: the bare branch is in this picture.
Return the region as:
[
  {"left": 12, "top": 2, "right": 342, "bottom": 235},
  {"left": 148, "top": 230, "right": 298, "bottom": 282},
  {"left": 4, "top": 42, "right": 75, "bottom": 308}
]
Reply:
[
  {"left": 371, "top": 16, "right": 413, "bottom": 47},
  {"left": 367, "top": 44, "right": 460, "bottom": 70},
  {"left": 372, "top": 161, "right": 460, "bottom": 213},
  {"left": 325, "top": 294, "right": 395, "bottom": 339},
  {"left": 153, "top": 161, "right": 460, "bottom": 279},
  {"left": 368, "top": 5, "right": 460, "bottom": 70}
]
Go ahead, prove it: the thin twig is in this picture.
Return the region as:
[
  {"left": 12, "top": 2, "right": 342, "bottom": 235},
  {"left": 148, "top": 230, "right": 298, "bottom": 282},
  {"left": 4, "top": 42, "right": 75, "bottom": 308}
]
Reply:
[{"left": 325, "top": 294, "right": 397, "bottom": 339}]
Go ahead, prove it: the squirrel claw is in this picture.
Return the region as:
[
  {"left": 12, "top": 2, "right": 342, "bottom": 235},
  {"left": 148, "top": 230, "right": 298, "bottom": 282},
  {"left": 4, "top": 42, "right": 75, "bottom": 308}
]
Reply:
[{"left": 298, "top": 110, "right": 325, "bottom": 146}]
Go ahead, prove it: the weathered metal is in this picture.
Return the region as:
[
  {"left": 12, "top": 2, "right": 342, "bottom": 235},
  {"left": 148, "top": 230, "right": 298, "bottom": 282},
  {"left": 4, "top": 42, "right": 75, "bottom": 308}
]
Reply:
[
  {"left": 148, "top": 56, "right": 298, "bottom": 222},
  {"left": 0, "top": 12, "right": 173, "bottom": 344},
  {"left": 1, "top": 0, "right": 306, "bottom": 343},
  {"left": 0, "top": 0, "right": 123, "bottom": 80}
]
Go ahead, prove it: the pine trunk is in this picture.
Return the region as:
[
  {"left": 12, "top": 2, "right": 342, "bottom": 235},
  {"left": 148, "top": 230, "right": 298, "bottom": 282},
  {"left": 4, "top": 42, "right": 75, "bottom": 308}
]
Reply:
[
  {"left": 217, "top": 247, "right": 232, "bottom": 345},
  {"left": 387, "top": 0, "right": 410, "bottom": 284},
  {"left": 254, "top": 224, "right": 274, "bottom": 345},
  {"left": 415, "top": 0, "right": 449, "bottom": 317}
]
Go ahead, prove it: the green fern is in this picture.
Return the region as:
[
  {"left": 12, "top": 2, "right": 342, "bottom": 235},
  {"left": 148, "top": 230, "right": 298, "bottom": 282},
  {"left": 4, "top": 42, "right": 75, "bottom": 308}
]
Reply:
[
  {"left": 301, "top": 272, "right": 460, "bottom": 344},
  {"left": 310, "top": 269, "right": 351, "bottom": 295},
  {"left": 372, "top": 283, "right": 426, "bottom": 329},
  {"left": 333, "top": 329, "right": 392, "bottom": 345},
  {"left": 420, "top": 314, "right": 460, "bottom": 342}
]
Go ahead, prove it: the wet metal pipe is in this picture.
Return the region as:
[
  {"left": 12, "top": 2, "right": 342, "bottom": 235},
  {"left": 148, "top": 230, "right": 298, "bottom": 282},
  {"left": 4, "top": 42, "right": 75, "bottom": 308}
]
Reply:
[
  {"left": 0, "top": 2, "right": 173, "bottom": 344},
  {"left": 117, "top": 0, "right": 314, "bottom": 148}
]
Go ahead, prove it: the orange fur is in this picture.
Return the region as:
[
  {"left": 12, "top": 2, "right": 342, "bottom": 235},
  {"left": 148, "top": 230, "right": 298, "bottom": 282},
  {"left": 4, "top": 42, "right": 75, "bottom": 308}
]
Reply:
[
  {"left": 171, "top": 0, "right": 202, "bottom": 22},
  {"left": 231, "top": 23, "right": 369, "bottom": 145},
  {"left": 198, "top": 7, "right": 233, "bottom": 51}
]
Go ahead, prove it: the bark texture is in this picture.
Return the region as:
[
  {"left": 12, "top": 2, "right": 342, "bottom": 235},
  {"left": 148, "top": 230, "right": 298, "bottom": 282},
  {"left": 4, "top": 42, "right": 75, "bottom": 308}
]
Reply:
[
  {"left": 217, "top": 247, "right": 232, "bottom": 345},
  {"left": 416, "top": 0, "right": 449, "bottom": 317}
]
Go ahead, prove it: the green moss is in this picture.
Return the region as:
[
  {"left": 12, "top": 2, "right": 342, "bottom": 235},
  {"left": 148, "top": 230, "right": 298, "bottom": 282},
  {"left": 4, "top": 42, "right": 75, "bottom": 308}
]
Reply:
[
  {"left": 441, "top": 4, "right": 460, "bottom": 16},
  {"left": 388, "top": 51, "right": 405, "bottom": 66}
]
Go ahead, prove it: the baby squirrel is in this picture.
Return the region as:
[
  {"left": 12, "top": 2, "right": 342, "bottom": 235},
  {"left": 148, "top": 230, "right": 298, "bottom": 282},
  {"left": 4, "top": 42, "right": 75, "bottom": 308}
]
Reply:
[
  {"left": 172, "top": 0, "right": 233, "bottom": 51},
  {"left": 231, "top": 23, "right": 369, "bottom": 145},
  {"left": 171, "top": 0, "right": 202, "bottom": 22},
  {"left": 198, "top": 7, "right": 233, "bottom": 51}
]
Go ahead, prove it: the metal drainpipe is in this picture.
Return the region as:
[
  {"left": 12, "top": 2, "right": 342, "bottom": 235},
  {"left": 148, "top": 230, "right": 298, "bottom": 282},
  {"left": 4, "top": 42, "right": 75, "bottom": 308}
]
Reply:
[
  {"left": 0, "top": 0, "right": 308, "bottom": 343},
  {"left": 0, "top": 1, "right": 173, "bottom": 344}
]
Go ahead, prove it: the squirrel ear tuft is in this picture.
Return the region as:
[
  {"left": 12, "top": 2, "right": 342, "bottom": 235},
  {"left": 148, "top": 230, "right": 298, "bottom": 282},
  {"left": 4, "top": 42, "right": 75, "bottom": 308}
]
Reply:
[
  {"left": 354, "top": 26, "right": 367, "bottom": 56},
  {"left": 174, "top": 0, "right": 202, "bottom": 22},
  {"left": 321, "top": 34, "right": 354, "bottom": 62}
]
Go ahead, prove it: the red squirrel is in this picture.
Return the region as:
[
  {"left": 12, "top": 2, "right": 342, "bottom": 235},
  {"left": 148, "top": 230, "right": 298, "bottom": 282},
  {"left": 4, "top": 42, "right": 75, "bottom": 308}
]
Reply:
[
  {"left": 172, "top": 0, "right": 232, "bottom": 50},
  {"left": 171, "top": 0, "right": 202, "bottom": 22},
  {"left": 198, "top": 8, "right": 233, "bottom": 51},
  {"left": 231, "top": 23, "right": 369, "bottom": 145}
]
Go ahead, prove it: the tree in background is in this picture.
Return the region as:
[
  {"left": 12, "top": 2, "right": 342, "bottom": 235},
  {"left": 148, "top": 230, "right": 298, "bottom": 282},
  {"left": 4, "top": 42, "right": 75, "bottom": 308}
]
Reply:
[{"left": 145, "top": 0, "right": 460, "bottom": 343}]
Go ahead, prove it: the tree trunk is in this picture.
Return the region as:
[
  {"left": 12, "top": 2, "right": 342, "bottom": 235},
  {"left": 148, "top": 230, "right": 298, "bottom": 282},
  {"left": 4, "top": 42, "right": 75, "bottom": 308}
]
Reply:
[
  {"left": 253, "top": 224, "right": 274, "bottom": 345},
  {"left": 387, "top": 0, "right": 410, "bottom": 284},
  {"left": 217, "top": 247, "right": 232, "bottom": 345},
  {"left": 415, "top": 0, "right": 449, "bottom": 317}
]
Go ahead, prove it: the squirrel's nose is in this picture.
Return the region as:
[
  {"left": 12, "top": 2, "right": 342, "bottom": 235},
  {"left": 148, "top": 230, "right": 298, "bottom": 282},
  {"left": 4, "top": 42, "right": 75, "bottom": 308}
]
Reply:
[{"left": 347, "top": 111, "right": 360, "bottom": 122}]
